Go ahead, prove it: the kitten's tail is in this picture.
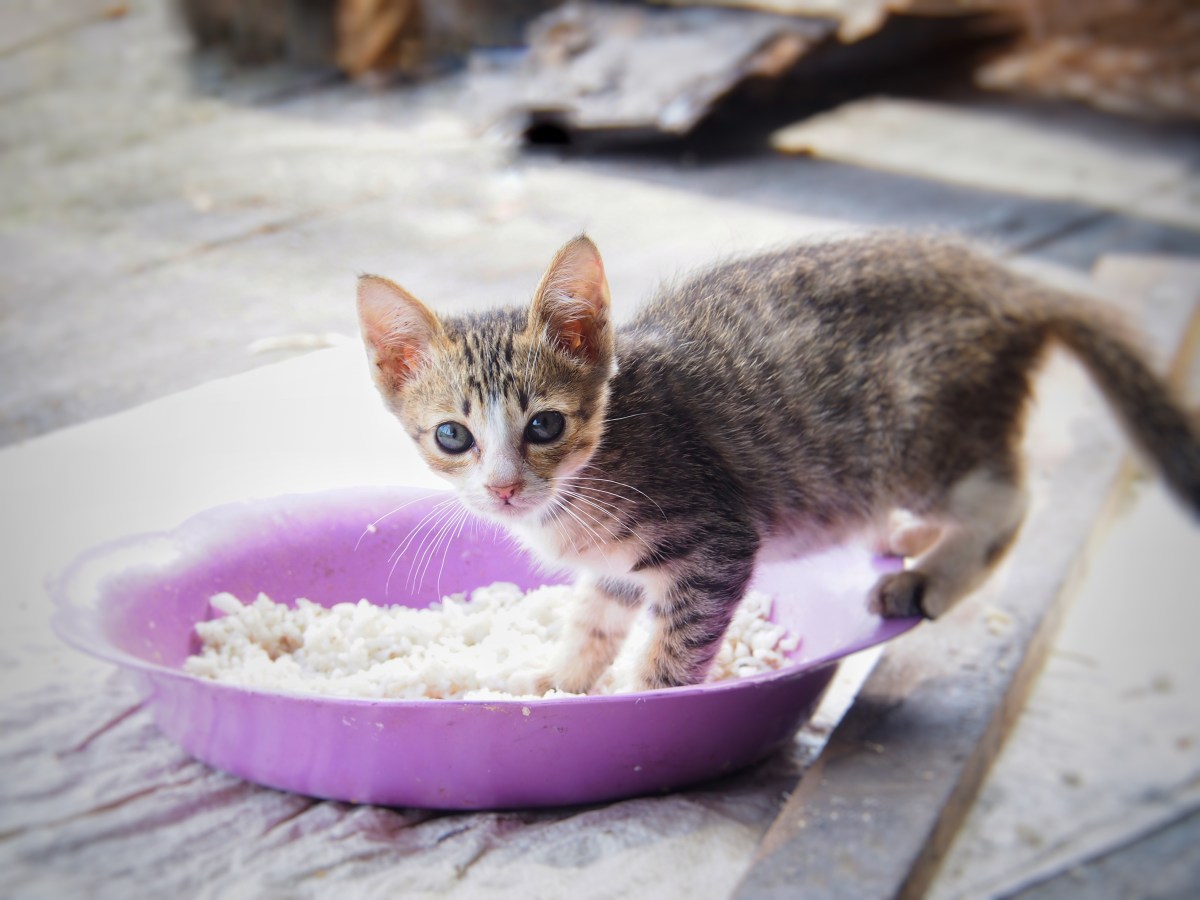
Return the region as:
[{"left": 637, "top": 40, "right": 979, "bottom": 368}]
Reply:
[{"left": 1043, "top": 303, "right": 1200, "bottom": 515}]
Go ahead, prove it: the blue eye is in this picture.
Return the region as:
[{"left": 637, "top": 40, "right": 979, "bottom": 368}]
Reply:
[
  {"left": 435, "top": 422, "right": 474, "bottom": 453},
  {"left": 525, "top": 411, "right": 565, "bottom": 444}
]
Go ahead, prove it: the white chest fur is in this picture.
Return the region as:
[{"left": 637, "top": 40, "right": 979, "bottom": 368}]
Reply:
[{"left": 510, "top": 518, "right": 642, "bottom": 582}]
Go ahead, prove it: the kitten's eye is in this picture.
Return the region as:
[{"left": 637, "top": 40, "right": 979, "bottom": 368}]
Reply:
[
  {"left": 525, "top": 411, "right": 565, "bottom": 444},
  {"left": 434, "top": 421, "right": 474, "bottom": 454}
]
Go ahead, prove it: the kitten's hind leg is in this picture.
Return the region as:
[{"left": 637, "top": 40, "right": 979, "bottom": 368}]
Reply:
[
  {"left": 540, "top": 577, "right": 642, "bottom": 695},
  {"left": 870, "top": 467, "right": 1028, "bottom": 619}
]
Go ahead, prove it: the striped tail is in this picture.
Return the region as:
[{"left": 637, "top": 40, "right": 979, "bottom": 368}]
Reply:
[{"left": 1046, "top": 308, "right": 1200, "bottom": 516}]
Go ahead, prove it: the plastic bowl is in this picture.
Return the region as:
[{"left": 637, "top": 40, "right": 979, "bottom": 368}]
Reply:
[{"left": 49, "top": 487, "right": 918, "bottom": 809}]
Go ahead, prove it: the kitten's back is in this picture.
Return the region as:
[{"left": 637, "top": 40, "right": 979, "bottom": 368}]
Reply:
[{"left": 619, "top": 233, "right": 1045, "bottom": 522}]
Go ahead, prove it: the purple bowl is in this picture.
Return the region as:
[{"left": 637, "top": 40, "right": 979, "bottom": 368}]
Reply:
[{"left": 49, "top": 487, "right": 918, "bottom": 810}]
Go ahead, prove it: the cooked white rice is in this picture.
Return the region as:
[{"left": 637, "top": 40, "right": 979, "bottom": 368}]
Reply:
[{"left": 184, "top": 582, "right": 800, "bottom": 700}]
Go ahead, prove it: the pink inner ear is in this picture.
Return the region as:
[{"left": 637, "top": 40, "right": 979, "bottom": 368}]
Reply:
[
  {"left": 357, "top": 275, "right": 440, "bottom": 382},
  {"left": 534, "top": 237, "right": 612, "bottom": 361},
  {"left": 558, "top": 319, "right": 587, "bottom": 354}
]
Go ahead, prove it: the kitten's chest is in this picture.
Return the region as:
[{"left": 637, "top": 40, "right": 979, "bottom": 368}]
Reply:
[{"left": 511, "top": 517, "right": 642, "bottom": 580}]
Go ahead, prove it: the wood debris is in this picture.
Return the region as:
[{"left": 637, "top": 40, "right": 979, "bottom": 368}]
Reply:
[
  {"left": 336, "top": 0, "right": 422, "bottom": 75},
  {"left": 493, "top": 2, "right": 834, "bottom": 141},
  {"left": 976, "top": 0, "right": 1200, "bottom": 120},
  {"left": 652, "top": 0, "right": 1017, "bottom": 43},
  {"left": 175, "top": 0, "right": 560, "bottom": 73}
]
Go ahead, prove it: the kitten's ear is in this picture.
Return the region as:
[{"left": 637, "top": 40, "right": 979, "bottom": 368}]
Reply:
[
  {"left": 357, "top": 274, "right": 443, "bottom": 390},
  {"left": 530, "top": 235, "right": 613, "bottom": 364}
]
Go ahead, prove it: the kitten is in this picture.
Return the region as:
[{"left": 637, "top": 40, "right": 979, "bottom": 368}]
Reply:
[{"left": 357, "top": 232, "right": 1200, "bottom": 692}]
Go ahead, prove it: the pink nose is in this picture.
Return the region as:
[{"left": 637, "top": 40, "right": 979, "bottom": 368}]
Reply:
[{"left": 487, "top": 481, "right": 522, "bottom": 502}]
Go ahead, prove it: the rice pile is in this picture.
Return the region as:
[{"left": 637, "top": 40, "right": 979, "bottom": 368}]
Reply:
[{"left": 184, "top": 582, "right": 800, "bottom": 700}]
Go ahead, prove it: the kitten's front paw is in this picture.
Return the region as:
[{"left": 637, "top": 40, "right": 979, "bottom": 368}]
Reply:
[
  {"left": 515, "top": 669, "right": 558, "bottom": 698},
  {"left": 529, "top": 663, "right": 598, "bottom": 697},
  {"left": 868, "top": 570, "right": 930, "bottom": 619},
  {"left": 636, "top": 657, "right": 703, "bottom": 692},
  {"left": 636, "top": 672, "right": 688, "bottom": 692}
]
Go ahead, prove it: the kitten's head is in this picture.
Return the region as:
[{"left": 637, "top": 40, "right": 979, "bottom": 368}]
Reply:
[{"left": 357, "top": 235, "right": 616, "bottom": 524}]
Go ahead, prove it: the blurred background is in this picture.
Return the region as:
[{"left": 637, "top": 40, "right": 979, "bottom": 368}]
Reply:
[{"left": 2, "top": 0, "right": 1198, "bottom": 446}]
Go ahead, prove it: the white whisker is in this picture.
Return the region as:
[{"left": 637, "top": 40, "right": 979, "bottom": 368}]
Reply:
[
  {"left": 557, "top": 490, "right": 618, "bottom": 537},
  {"left": 554, "top": 486, "right": 621, "bottom": 531},
  {"left": 386, "top": 499, "right": 458, "bottom": 597},
  {"left": 354, "top": 489, "right": 444, "bottom": 551},
  {"left": 553, "top": 494, "right": 609, "bottom": 551},
  {"left": 388, "top": 498, "right": 458, "bottom": 565},
  {"left": 557, "top": 486, "right": 655, "bottom": 554},
  {"left": 558, "top": 480, "right": 635, "bottom": 510},
  {"left": 407, "top": 503, "right": 460, "bottom": 594},
  {"left": 436, "top": 506, "right": 472, "bottom": 601},
  {"left": 546, "top": 496, "right": 584, "bottom": 556},
  {"left": 570, "top": 474, "right": 666, "bottom": 518}
]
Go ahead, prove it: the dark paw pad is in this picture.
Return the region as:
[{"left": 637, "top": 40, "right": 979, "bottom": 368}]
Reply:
[{"left": 869, "top": 570, "right": 929, "bottom": 619}]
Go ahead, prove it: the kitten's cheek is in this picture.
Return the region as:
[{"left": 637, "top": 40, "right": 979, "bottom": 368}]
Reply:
[
  {"left": 556, "top": 445, "right": 599, "bottom": 481},
  {"left": 416, "top": 454, "right": 477, "bottom": 504}
]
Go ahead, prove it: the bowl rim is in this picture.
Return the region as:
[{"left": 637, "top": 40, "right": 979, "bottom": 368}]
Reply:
[{"left": 48, "top": 487, "right": 921, "bottom": 709}]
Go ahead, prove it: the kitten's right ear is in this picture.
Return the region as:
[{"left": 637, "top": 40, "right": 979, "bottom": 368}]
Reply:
[{"left": 357, "top": 274, "right": 443, "bottom": 390}]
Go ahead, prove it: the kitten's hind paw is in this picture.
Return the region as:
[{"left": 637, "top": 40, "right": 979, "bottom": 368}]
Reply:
[{"left": 868, "top": 570, "right": 930, "bottom": 619}]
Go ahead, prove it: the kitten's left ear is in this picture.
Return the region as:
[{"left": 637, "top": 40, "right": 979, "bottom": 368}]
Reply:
[{"left": 530, "top": 235, "right": 613, "bottom": 365}]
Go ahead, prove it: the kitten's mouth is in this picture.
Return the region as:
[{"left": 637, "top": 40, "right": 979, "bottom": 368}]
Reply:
[{"left": 483, "top": 494, "right": 541, "bottom": 520}]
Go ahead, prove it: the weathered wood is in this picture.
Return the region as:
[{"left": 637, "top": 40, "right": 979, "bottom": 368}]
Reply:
[
  {"left": 477, "top": 3, "right": 835, "bottom": 143},
  {"left": 977, "top": 0, "right": 1200, "bottom": 121},
  {"left": 478, "top": 2, "right": 1013, "bottom": 145},
  {"left": 652, "top": 0, "right": 1019, "bottom": 42},
  {"left": 926, "top": 257, "right": 1200, "bottom": 898},
  {"left": 734, "top": 278, "right": 1198, "bottom": 898},
  {"left": 175, "top": 0, "right": 561, "bottom": 73},
  {"left": 1009, "top": 807, "right": 1200, "bottom": 900},
  {"left": 0, "top": 0, "right": 120, "bottom": 57},
  {"left": 771, "top": 97, "right": 1200, "bottom": 231}
]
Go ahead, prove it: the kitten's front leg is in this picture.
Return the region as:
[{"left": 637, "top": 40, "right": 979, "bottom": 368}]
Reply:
[
  {"left": 639, "top": 554, "right": 756, "bottom": 690},
  {"left": 541, "top": 576, "right": 643, "bottom": 695}
]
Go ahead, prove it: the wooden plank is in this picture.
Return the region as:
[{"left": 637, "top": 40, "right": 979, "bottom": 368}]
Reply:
[
  {"left": 1008, "top": 807, "right": 1200, "bottom": 900},
  {"left": 771, "top": 97, "right": 1200, "bottom": 231},
  {"left": 923, "top": 256, "right": 1200, "bottom": 898},
  {"left": 0, "top": 0, "right": 122, "bottom": 57},
  {"left": 734, "top": 275, "right": 1198, "bottom": 899}
]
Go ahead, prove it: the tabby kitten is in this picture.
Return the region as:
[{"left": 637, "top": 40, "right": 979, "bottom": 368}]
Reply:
[{"left": 357, "top": 232, "right": 1200, "bottom": 693}]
